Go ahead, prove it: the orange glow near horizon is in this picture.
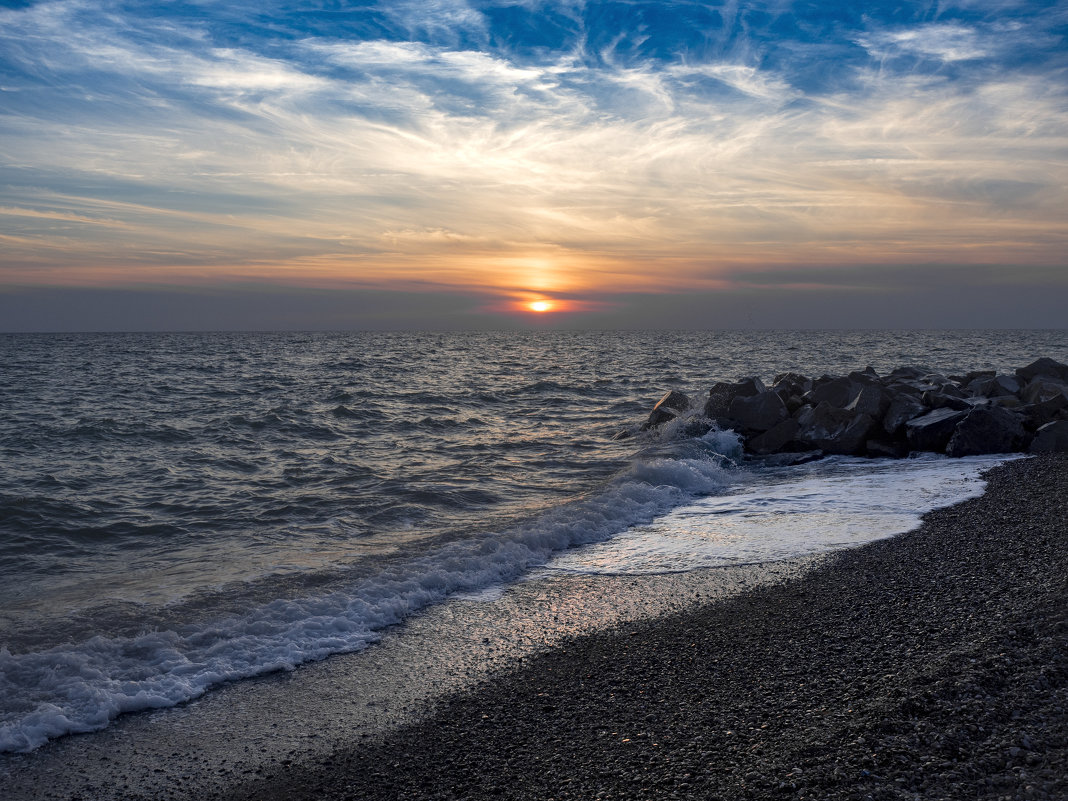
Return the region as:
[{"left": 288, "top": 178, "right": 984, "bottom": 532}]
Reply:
[{"left": 494, "top": 295, "right": 617, "bottom": 316}]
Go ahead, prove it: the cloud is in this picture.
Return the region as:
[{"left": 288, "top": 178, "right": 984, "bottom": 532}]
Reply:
[
  {"left": 380, "top": 0, "right": 489, "bottom": 44},
  {"left": 857, "top": 23, "right": 989, "bottom": 62},
  {"left": 0, "top": 0, "right": 1066, "bottom": 328}
]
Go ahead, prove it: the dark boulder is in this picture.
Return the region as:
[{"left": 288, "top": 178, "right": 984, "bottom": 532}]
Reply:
[
  {"left": 704, "top": 378, "right": 764, "bottom": 419},
  {"left": 883, "top": 394, "right": 928, "bottom": 435},
  {"left": 945, "top": 407, "right": 1028, "bottom": 457},
  {"left": 747, "top": 418, "right": 800, "bottom": 455},
  {"left": 1019, "top": 376, "right": 1068, "bottom": 405},
  {"left": 644, "top": 390, "right": 691, "bottom": 429},
  {"left": 1018, "top": 393, "right": 1068, "bottom": 430},
  {"left": 772, "top": 372, "right": 812, "bottom": 395},
  {"left": 1029, "top": 420, "right": 1068, "bottom": 453},
  {"left": 804, "top": 376, "right": 856, "bottom": 409},
  {"left": 993, "top": 374, "right": 1021, "bottom": 396},
  {"left": 846, "top": 384, "right": 890, "bottom": 419},
  {"left": 905, "top": 408, "right": 968, "bottom": 453},
  {"left": 966, "top": 374, "right": 1020, "bottom": 397},
  {"left": 796, "top": 403, "right": 875, "bottom": 455},
  {"left": 847, "top": 366, "right": 880, "bottom": 385},
  {"left": 895, "top": 378, "right": 946, "bottom": 396},
  {"left": 735, "top": 376, "right": 766, "bottom": 396},
  {"left": 933, "top": 380, "right": 966, "bottom": 397},
  {"left": 827, "top": 414, "right": 877, "bottom": 456},
  {"left": 921, "top": 390, "right": 971, "bottom": 412},
  {"left": 988, "top": 394, "right": 1022, "bottom": 409},
  {"left": 783, "top": 394, "right": 807, "bottom": 414},
  {"left": 962, "top": 369, "right": 996, "bottom": 383},
  {"left": 728, "top": 390, "right": 789, "bottom": 433},
  {"left": 993, "top": 375, "right": 1021, "bottom": 396},
  {"left": 885, "top": 380, "right": 924, "bottom": 398},
  {"left": 1016, "top": 357, "right": 1068, "bottom": 384}
]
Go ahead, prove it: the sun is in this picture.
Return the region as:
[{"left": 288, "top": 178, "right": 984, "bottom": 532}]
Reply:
[{"left": 528, "top": 300, "right": 553, "bottom": 312}]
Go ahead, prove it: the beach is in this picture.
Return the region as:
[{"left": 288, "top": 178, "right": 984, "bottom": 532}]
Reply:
[{"left": 224, "top": 454, "right": 1067, "bottom": 801}]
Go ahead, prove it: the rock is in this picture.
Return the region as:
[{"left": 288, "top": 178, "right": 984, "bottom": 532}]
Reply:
[
  {"left": 967, "top": 375, "right": 1020, "bottom": 397},
  {"left": 736, "top": 376, "right": 766, "bottom": 396},
  {"left": 829, "top": 414, "right": 877, "bottom": 455},
  {"left": 992, "top": 375, "right": 1021, "bottom": 396},
  {"left": 685, "top": 360, "right": 1068, "bottom": 459},
  {"left": 846, "top": 384, "right": 890, "bottom": 419},
  {"left": 883, "top": 394, "right": 928, "bottom": 435},
  {"left": 783, "top": 394, "right": 806, "bottom": 414},
  {"left": 644, "top": 390, "right": 691, "bottom": 429},
  {"left": 1016, "top": 357, "right": 1068, "bottom": 383},
  {"left": 905, "top": 408, "right": 968, "bottom": 453},
  {"left": 747, "top": 418, "right": 800, "bottom": 455},
  {"left": 772, "top": 372, "right": 812, "bottom": 395},
  {"left": 934, "top": 380, "right": 966, "bottom": 397},
  {"left": 804, "top": 376, "right": 856, "bottom": 409},
  {"left": 1019, "top": 377, "right": 1068, "bottom": 405},
  {"left": 728, "top": 390, "right": 788, "bottom": 433},
  {"left": 921, "top": 390, "right": 971, "bottom": 411},
  {"left": 945, "top": 407, "right": 1028, "bottom": 457},
  {"left": 705, "top": 378, "right": 764, "bottom": 419},
  {"left": 895, "top": 378, "right": 947, "bottom": 396},
  {"left": 1028, "top": 420, "right": 1068, "bottom": 453},
  {"left": 850, "top": 365, "right": 880, "bottom": 382},
  {"left": 885, "top": 380, "right": 924, "bottom": 398},
  {"left": 1017, "top": 394, "right": 1068, "bottom": 430},
  {"left": 988, "top": 394, "right": 1022, "bottom": 409},
  {"left": 797, "top": 403, "right": 874, "bottom": 455}
]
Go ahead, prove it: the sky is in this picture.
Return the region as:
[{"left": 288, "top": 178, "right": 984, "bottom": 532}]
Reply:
[{"left": 1, "top": 0, "right": 1066, "bottom": 330}]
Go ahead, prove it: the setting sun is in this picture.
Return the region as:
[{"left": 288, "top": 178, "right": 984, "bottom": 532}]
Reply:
[{"left": 528, "top": 300, "right": 553, "bottom": 312}]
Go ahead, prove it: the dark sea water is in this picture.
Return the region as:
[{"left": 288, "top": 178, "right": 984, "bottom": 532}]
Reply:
[{"left": 1, "top": 329, "right": 1065, "bottom": 753}]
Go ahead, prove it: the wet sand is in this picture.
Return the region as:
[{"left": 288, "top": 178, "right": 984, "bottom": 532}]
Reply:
[{"left": 223, "top": 455, "right": 1067, "bottom": 801}]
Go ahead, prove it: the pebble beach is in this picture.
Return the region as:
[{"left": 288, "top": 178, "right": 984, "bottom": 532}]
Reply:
[{"left": 225, "top": 454, "right": 1067, "bottom": 801}]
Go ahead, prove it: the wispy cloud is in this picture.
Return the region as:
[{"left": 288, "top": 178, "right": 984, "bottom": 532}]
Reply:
[
  {"left": 1, "top": 0, "right": 1065, "bottom": 316},
  {"left": 857, "top": 24, "right": 990, "bottom": 63}
]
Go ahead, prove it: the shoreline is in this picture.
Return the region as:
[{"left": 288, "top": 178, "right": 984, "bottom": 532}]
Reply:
[
  {"left": 225, "top": 454, "right": 1067, "bottom": 801},
  {"left": 0, "top": 546, "right": 821, "bottom": 800}
]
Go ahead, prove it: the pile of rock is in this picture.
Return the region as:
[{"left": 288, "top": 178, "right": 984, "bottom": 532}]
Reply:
[{"left": 643, "top": 358, "right": 1068, "bottom": 458}]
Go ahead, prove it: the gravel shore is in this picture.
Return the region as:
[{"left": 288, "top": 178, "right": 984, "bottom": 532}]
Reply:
[{"left": 225, "top": 454, "right": 1067, "bottom": 801}]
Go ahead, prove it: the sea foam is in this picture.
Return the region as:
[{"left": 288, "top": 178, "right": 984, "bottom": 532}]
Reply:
[{"left": 544, "top": 453, "right": 1019, "bottom": 576}]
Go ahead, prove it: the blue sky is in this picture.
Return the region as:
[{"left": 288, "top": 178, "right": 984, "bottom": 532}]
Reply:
[{"left": 1, "top": 0, "right": 1066, "bottom": 329}]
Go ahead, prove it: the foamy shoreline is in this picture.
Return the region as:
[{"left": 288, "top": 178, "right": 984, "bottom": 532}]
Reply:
[
  {"left": 4, "top": 456, "right": 1064, "bottom": 800},
  {"left": 224, "top": 455, "right": 1067, "bottom": 801}
]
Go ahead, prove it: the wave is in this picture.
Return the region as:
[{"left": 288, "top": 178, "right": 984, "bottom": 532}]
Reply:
[{"left": 0, "top": 430, "right": 741, "bottom": 753}]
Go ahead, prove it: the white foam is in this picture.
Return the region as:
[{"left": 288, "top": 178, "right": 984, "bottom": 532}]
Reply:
[
  {"left": 543, "top": 453, "right": 1020, "bottom": 576},
  {"left": 0, "top": 443, "right": 737, "bottom": 753}
]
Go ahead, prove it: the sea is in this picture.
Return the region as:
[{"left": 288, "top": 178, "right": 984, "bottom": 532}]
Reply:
[{"left": 1, "top": 329, "right": 1065, "bottom": 755}]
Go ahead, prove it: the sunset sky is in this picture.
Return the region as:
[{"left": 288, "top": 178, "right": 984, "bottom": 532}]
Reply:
[{"left": 1, "top": 0, "right": 1066, "bottom": 330}]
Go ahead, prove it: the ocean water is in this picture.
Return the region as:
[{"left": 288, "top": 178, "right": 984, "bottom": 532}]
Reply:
[{"left": 0, "top": 329, "right": 1064, "bottom": 753}]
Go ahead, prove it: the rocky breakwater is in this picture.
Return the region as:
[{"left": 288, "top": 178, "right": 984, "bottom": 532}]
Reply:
[{"left": 643, "top": 357, "right": 1068, "bottom": 458}]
